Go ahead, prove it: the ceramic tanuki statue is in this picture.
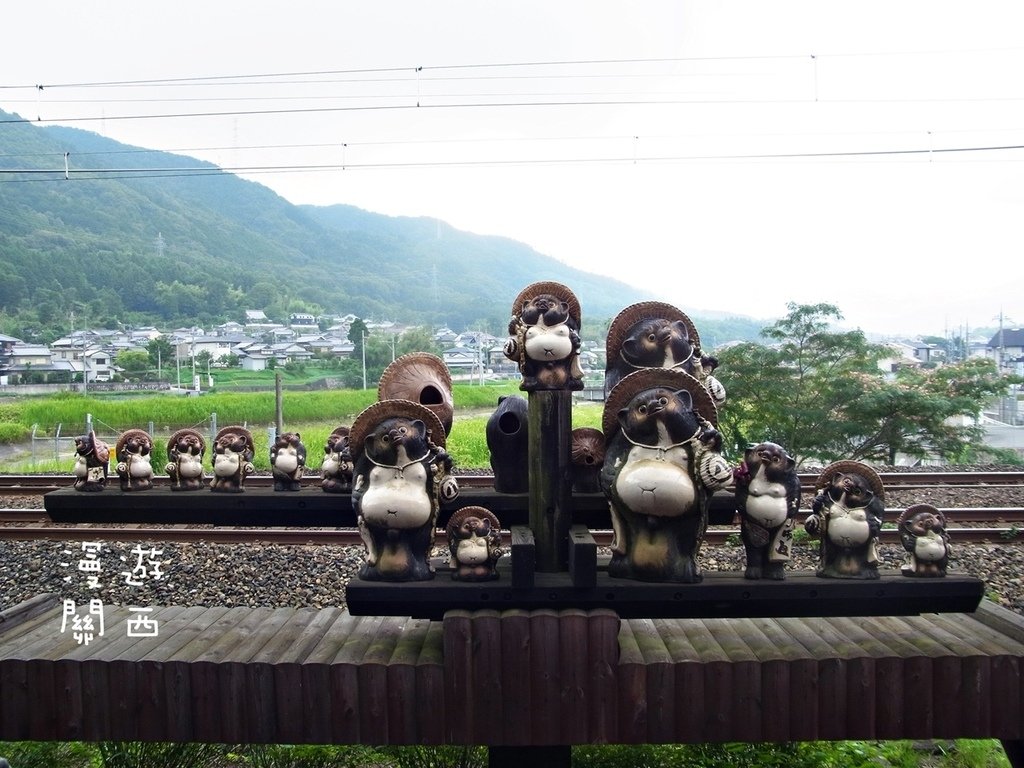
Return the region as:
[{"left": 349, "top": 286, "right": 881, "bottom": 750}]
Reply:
[
  {"left": 72, "top": 430, "right": 109, "bottom": 492},
  {"left": 209, "top": 426, "right": 256, "bottom": 493},
  {"left": 486, "top": 395, "right": 529, "bottom": 494},
  {"left": 446, "top": 506, "right": 503, "bottom": 581},
  {"left": 503, "top": 281, "right": 584, "bottom": 392},
  {"left": 599, "top": 369, "right": 730, "bottom": 583},
  {"left": 350, "top": 400, "right": 459, "bottom": 581},
  {"left": 898, "top": 503, "right": 951, "bottom": 577},
  {"left": 804, "top": 460, "right": 885, "bottom": 579},
  {"left": 270, "top": 432, "right": 306, "bottom": 491},
  {"left": 320, "top": 426, "right": 353, "bottom": 493},
  {"left": 733, "top": 442, "right": 800, "bottom": 580},
  {"left": 603, "top": 301, "right": 726, "bottom": 409},
  {"left": 570, "top": 427, "right": 605, "bottom": 493},
  {"left": 165, "top": 429, "right": 206, "bottom": 491},
  {"left": 114, "top": 429, "right": 154, "bottom": 492}
]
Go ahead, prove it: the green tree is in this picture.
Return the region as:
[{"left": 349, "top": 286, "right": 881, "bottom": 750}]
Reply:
[
  {"left": 116, "top": 349, "right": 151, "bottom": 374},
  {"left": 832, "top": 358, "right": 1014, "bottom": 464},
  {"left": 397, "top": 326, "right": 442, "bottom": 357},
  {"left": 717, "top": 303, "right": 1015, "bottom": 466},
  {"left": 717, "top": 303, "right": 883, "bottom": 464},
  {"left": 146, "top": 337, "right": 174, "bottom": 373},
  {"left": 348, "top": 318, "right": 369, "bottom": 361}
]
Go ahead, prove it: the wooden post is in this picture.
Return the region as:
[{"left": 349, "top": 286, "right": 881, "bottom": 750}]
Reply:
[
  {"left": 274, "top": 373, "right": 283, "bottom": 434},
  {"left": 528, "top": 389, "right": 573, "bottom": 572}
]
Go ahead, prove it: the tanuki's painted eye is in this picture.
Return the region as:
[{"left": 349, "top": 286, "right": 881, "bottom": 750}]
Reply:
[{"left": 638, "top": 404, "right": 647, "bottom": 414}]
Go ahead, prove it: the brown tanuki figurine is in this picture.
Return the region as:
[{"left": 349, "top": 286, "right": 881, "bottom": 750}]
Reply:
[
  {"left": 115, "top": 429, "right": 155, "bottom": 492},
  {"left": 503, "top": 282, "right": 584, "bottom": 392},
  {"left": 804, "top": 461, "right": 885, "bottom": 579},
  {"left": 446, "top": 506, "right": 503, "bottom": 581},
  {"left": 320, "top": 426, "right": 353, "bottom": 493},
  {"left": 733, "top": 442, "right": 800, "bottom": 580},
  {"left": 599, "top": 369, "right": 730, "bottom": 583},
  {"left": 898, "top": 504, "right": 951, "bottom": 577},
  {"left": 165, "top": 429, "right": 206, "bottom": 491},
  {"left": 270, "top": 432, "right": 306, "bottom": 492},
  {"left": 210, "top": 426, "right": 255, "bottom": 493},
  {"left": 351, "top": 400, "right": 459, "bottom": 581},
  {"left": 72, "top": 430, "right": 109, "bottom": 492}
]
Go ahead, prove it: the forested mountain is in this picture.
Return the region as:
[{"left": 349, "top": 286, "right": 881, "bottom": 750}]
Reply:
[{"left": 0, "top": 109, "right": 763, "bottom": 342}]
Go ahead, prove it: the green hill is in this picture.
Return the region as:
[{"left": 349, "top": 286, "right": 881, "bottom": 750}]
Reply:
[{"left": 0, "top": 109, "right": 764, "bottom": 343}]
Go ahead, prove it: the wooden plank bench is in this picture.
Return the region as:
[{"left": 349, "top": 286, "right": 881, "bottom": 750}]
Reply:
[{"left": 3, "top": 594, "right": 1024, "bottom": 766}]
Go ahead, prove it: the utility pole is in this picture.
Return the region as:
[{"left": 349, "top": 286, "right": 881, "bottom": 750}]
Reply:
[{"left": 361, "top": 330, "right": 367, "bottom": 390}]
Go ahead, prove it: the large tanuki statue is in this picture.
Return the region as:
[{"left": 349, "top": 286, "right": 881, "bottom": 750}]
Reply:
[
  {"left": 350, "top": 399, "right": 459, "bottom": 581},
  {"left": 599, "top": 369, "right": 731, "bottom": 582},
  {"left": 804, "top": 460, "right": 885, "bottom": 579},
  {"left": 503, "top": 281, "right": 584, "bottom": 392}
]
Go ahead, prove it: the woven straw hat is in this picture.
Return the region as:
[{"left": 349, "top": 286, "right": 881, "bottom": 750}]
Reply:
[
  {"left": 349, "top": 398, "right": 447, "bottom": 458},
  {"left": 605, "top": 301, "right": 700, "bottom": 363},
  {"left": 213, "top": 426, "right": 254, "bottom": 453},
  {"left": 814, "top": 460, "right": 884, "bottom": 503},
  {"left": 602, "top": 368, "right": 718, "bottom": 437},
  {"left": 116, "top": 429, "right": 152, "bottom": 457},
  {"left": 378, "top": 352, "right": 454, "bottom": 435},
  {"left": 166, "top": 428, "right": 206, "bottom": 458},
  {"left": 510, "top": 281, "right": 581, "bottom": 327},
  {"left": 896, "top": 503, "right": 944, "bottom": 529}
]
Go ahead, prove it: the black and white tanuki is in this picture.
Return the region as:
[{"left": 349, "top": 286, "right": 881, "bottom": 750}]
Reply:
[
  {"left": 320, "top": 426, "right": 353, "bottom": 493},
  {"left": 734, "top": 442, "right": 800, "bottom": 580},
  {"left": 165, "top": 429, "right": 206, "bottom": 491},
  {"left": 503, "top": 282, "right": 584, "bottom": 391},
  {"left": 271, "top": 431, "right": 306, "bottom": 492},
  {"left": 804, "top": 461, "right": 885, "bottom": 579},
  {"left": 351, "top": 400, "right": 457, "bottom": 582},
  {"left": 599, "top": 369, "right": 723, "bottom": 583}
]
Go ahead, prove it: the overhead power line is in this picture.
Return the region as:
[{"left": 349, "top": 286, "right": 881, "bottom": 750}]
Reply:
[{"left": 2, "top": 141, "right": 1022, "bottom": 183}]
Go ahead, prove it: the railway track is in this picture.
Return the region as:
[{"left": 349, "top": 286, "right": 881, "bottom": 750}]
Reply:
[{"left": 2, "top": 471, "right": 1023, "bottom": 546}]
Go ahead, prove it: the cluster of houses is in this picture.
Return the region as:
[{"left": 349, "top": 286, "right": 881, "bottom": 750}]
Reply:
[
  {"left": 0, "top": 310, "right": 608, "bottom": 387},
  {"left": 1, "top": 310, "right": 1021, "bottom": 390}
]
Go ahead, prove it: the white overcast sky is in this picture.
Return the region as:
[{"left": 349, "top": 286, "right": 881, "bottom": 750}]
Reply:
[{"left": 2, "top": 1, "right": 1023, "bottom": 338}]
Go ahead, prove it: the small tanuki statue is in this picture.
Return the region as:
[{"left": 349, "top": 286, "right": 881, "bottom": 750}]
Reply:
[
  {"left": 320, "top": 426, "right": 353, "bottom": 493},
  {"left": 270, "top": 431, "right": 306, "bottom": 491},
  {"left": 350, "top": 399, "right": 459, "bottom": 581},
  {"left": 898, "top": 504, "right": 950, "bottom": 577},
  {"left": 603, "top": 301, "right": 726, "bottom": 408},
  {"left": 165, "top": 428, "right": 206, "bottom": 491},
  {"left": 599, "top": 369, "right": 731, "bottom": 583},
  {"left": 804, "top": 460, "right": 885, "bottom": 579},
  {"left": 114, "top": 429, "right": 154, "bottom": 492},
  {"left": 72, "top": 430, "right": 109, "bottom": 492},
  {"left": 503, "top": 281, "right": 584, "bottom": 392},
  {"left": 209, "top": 426, "right": 256, "bottom": 493},
  {"left": 733, "top": 442, "right": 801, "bottom": 580},
  {"left": 378, "top": 352, "right": 455, "bottom": 436},
  {"left": 446, "top": 506, "right": 503, "bottom": 581}
]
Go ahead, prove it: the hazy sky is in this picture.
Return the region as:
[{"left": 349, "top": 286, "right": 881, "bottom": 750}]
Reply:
[{"left": 2, "top": 1, "right": 1023, "bottom": 338}]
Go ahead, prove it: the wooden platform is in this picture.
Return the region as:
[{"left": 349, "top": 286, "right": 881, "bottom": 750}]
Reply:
[
  {"left": 1, "top": 594, "right": 1023, "bottom": 746},
  {"left": 346, "top": 568, "right": 986, "bottom": 620}
]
